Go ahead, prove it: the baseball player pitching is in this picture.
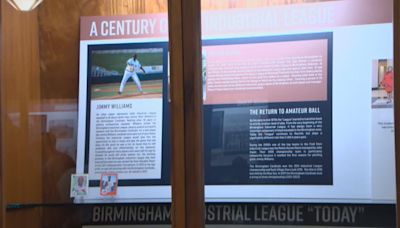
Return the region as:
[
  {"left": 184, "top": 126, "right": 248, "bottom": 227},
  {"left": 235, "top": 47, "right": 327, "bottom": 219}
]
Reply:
[{"left": 118, "top": 53, "right": 146, "bottom": 95}]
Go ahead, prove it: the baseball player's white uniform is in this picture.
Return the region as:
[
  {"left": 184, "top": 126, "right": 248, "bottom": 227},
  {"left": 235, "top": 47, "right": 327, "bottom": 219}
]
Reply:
[{"left": 119, "top": 58, "right": 143, "bottom": 94}]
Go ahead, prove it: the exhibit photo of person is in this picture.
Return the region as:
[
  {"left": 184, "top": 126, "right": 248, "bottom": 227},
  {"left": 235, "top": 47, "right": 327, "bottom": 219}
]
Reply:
[
  {"left": 371, "top": 59, "right": 394, "bottom": 108},
  {"left": 381, "top": 66, "right": 394, "bottom": 103},
  {"left": 100, "top": 173, "right": 118, "bottom": 196},
  {"left": 70, "top": 174, "right": 89, "bottom": 197},
  {"left": 89, "top": 47, "right": 164, "bottom": 100},
  {"left": 118, "top": 53, "right": 147, "bottom": 96}
]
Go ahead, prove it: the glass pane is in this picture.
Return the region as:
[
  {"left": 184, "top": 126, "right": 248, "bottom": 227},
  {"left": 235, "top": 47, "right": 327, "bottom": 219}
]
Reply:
[
  {"left": 40, "top": 0, "right": 170, "bottom": 202},
  {"left": 201, "top": 0, "right": 395, "bottom": 226},
  {"left": 3, "top": 0, "right": 172, "bottom": 227}
]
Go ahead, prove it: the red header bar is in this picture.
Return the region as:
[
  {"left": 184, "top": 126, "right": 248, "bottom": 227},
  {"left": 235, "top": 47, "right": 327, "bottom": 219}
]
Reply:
[{"left": 80, "top": 0, "right": 392, "bottom": 41}]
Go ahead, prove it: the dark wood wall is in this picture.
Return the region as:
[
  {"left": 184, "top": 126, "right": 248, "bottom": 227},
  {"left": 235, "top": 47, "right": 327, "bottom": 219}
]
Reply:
[{"left": 1, "top": 0, "right": 42, "bottom": 227}]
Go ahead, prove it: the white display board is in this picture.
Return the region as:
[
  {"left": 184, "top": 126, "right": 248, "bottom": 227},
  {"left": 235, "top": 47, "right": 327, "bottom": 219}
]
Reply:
[{"left": 76, "top": 0, "right": 395, "bottom": 204}]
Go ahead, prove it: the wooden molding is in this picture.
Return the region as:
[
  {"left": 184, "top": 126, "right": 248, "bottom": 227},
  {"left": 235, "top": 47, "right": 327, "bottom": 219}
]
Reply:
[
  {"left": 1, "top": 0, "right": 42, "bottom": 227},
  {"left": 394, "top": 0, "right": 400, "bottom": 226},
  {"left": 0, "top": 0, "right": 3, "bottom": 227},
  {"left": 168, "top": 0, "right": 205, "bottom": 227}
]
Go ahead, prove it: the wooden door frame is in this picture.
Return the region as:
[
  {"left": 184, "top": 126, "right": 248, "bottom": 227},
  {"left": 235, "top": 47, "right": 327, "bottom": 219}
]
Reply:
[
  {"left": 0, "top": 1, "right": 3, "bottom": 228},
  {"left": 168, "top": 0, "right": 205, "bottom": 227},
  {"left": 394, "top": 0, "right": 400, "bottom": 227}
]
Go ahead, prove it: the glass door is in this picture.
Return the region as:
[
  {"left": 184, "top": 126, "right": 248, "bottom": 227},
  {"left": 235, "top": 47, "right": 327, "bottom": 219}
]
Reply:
[
  {"left": 1, "top": 0, "right": 176, "bottom": 227},
  {"left": 200, "top": 0, "right": 397, "bottom": 227}
]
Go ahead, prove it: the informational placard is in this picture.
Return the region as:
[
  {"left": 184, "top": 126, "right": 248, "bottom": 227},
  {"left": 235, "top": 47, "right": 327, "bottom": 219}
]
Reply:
[
  {"left": 370, "top": 59, "right": 395, "bottom": 201},
  {"left": 201, "top": 0, "right": 395, "bottom": 203},
  {"left": 87, "top": 45, "right": 165, "bottom": 181},
  {"left": 203, "top": 33, "right": 332, "bottom": 185},
  {"left": 76, "top": 0, "right": 395, "bottom": 204},
  {"left": 77, "top": 15, "right": 171, "bottom": 202}
]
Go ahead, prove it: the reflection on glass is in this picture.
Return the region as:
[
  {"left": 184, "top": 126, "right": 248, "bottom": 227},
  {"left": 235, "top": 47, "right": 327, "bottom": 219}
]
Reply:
[{"left": 201, "top": 0, "right": 395, "bottom": 206}]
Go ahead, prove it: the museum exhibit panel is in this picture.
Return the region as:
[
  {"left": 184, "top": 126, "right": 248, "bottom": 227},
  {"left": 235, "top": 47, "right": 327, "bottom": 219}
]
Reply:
[
  {"left": 0, "top": 0, "right": 399, "bottom": 227},
  {"left": 198, "top": 0, "right": 397, "bottom": 227}
]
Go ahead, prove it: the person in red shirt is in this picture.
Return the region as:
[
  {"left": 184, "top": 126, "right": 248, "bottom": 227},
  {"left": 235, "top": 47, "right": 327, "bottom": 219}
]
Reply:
[{"left": 380, "top": 66, "right": 394, "bottom": 104}]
